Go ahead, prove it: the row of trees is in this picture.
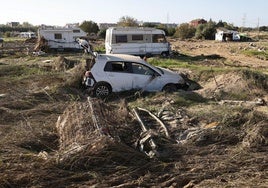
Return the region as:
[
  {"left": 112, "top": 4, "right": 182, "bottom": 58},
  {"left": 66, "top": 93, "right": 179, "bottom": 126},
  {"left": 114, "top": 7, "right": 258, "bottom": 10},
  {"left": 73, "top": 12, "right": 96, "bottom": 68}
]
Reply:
[
  {"left": 0, "top": 22, "right": 37, "bottom": 37},
  {"left": 78, "top": 16, "right": 176, "bottom": 39},
  {"left": 1, "top": 16, "right": 267, "bottom": 39},
  {"left": 174, "top": 20, "right": 225, "bottom": 40},
  {"left": 79, "top": 16, "right": 266, "bottom": 40}
]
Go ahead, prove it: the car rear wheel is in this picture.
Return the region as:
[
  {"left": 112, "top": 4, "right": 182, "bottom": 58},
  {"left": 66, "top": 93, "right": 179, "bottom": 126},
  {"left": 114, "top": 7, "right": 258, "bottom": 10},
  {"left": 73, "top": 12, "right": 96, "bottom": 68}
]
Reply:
[
  {"left": 161, "top": 51, "right": 169, "bottom": 58},
  {"left": 93, "top": 82, "right": 111, "bottom": 98}
]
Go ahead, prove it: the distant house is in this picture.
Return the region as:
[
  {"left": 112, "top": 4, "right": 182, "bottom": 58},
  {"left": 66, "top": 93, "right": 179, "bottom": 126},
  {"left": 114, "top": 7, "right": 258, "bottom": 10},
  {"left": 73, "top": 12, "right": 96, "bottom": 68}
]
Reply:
[
  {"left": 215, "top": 28, "right": 240, "bottom": 41},
  {"left": 164, "top": 23, "right": 178, "bottom": 28},
  {"left": 189, "top": 19, "right": 207, "bottom": 27},
  {"left": 7, "top": 22, "right": 20, "bottom": 27},
  {"left": 37, "top": 26, "right": 87, "bottom": 51}
]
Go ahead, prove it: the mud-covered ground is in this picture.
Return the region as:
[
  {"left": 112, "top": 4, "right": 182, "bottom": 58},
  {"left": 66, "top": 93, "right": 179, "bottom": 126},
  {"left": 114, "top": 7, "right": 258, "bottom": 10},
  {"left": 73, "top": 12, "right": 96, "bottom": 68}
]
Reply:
[{"left": 0, "top": 38, "right": 267, "bottom": 187}]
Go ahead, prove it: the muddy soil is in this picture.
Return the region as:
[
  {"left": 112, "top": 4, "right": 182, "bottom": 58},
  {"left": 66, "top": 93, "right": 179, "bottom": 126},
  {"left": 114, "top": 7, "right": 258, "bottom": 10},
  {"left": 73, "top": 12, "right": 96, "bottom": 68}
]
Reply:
[{"left": 0, "top": 39, "right": 267, "bottom": 187}]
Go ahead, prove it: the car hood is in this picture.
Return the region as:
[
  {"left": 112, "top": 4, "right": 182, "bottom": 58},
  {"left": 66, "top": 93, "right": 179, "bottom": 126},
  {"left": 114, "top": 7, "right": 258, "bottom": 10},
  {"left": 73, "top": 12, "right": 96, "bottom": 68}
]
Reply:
[{"left": 157, "top": 67, "right": 185, "bottom": 83}]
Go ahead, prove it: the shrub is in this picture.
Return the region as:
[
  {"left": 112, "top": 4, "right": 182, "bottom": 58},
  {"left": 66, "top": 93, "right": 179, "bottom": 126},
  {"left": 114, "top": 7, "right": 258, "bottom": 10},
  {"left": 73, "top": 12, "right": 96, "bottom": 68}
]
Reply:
[
  {"left": 174, "top": 23, "right": 196, "bottom": 39},
  {"left": 195, "top": 20, "right": 217, "bottom": 40}
]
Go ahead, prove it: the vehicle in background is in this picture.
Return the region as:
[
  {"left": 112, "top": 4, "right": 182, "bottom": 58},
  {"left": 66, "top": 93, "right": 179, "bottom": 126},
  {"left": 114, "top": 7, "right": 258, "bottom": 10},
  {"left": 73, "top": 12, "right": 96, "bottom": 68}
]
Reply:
[
  {"left": 83, "top": 53, "right": 187, "bottom": 98},
  {"left": 37, "top": 26, "right": 87, "bottom": 51},
  {"left": 105, "top": 27, "right": 171, "bottom": 57},
  {"left": 19, "top": 32, "right": 37, "bottom": 38}
]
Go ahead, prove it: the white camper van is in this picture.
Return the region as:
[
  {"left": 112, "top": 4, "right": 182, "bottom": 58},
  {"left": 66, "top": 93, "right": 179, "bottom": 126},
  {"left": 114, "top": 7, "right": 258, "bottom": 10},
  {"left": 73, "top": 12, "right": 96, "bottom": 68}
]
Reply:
[
  {"left": 105, "top": 27, "right": 171, "bottom": 57},
  {"left": 38, "top": 26, "right": 87, "bottom": 51}
]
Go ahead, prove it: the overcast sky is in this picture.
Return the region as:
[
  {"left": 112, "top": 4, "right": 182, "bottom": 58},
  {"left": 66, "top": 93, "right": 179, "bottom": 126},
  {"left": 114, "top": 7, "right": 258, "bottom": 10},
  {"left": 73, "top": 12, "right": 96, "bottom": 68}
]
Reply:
[{"left": 1, "top": 0, "right": 267, "bottom": 27}]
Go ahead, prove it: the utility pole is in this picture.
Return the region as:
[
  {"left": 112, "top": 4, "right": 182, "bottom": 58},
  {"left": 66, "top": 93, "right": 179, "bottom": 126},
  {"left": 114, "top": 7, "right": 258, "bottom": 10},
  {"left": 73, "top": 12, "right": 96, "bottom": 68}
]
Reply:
[
  {"left": 257, "top": 17, "right": 260, "bottom": 40},
  {"left": 166, "top": 12, "right": 169, "bottom": 28},
  {"left": 241, "top": 13, "right": 246, "bottom": 32}
]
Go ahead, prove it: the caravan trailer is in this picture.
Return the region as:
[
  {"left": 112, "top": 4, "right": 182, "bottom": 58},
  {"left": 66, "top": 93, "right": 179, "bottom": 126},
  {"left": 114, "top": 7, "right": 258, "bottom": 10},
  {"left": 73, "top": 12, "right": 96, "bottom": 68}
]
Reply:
[
  {"left": 19, "top": 32, "right": 37, "bottom": 38},
  {"left": 38, "top": 26, "right": 87, "bottom": 51},
  {"left": 105, "top": 27, "right": 171, "bottom": 57}
]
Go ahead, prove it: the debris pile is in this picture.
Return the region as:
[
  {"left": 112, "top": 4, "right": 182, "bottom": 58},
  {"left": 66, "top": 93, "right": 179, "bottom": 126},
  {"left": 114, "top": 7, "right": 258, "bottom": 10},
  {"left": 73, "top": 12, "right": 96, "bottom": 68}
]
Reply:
[
  {"left": 54, "top": 56, "right": 79, "bottom": 71},
  {"left": 56, "top": 98, "right": 145, "bottom": 169},
  {"left": 242, "top": 122, "right": 268, "bottom": 149}
]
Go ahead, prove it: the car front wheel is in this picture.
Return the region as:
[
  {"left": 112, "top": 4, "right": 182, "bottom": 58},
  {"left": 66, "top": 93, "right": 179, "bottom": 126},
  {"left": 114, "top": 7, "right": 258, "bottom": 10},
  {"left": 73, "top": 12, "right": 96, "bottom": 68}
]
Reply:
[
  {"left": 162, "top": 84, "right": 177, "bottom": 93},
  {"left": 93, "top": 82, "right": 111, "bottom": 98}
]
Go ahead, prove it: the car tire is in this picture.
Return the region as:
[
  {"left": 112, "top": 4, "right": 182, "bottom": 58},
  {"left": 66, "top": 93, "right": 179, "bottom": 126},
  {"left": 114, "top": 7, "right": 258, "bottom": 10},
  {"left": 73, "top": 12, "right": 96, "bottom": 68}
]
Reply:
[
  {"left": 161, "top": 51, "right": 169, "bottom": 58},
  {"left": 93, "top": 82, "right": 112, "bottom": 98},
  {"left": 162, "top": 84, "right": 177, "bottom": 93}
]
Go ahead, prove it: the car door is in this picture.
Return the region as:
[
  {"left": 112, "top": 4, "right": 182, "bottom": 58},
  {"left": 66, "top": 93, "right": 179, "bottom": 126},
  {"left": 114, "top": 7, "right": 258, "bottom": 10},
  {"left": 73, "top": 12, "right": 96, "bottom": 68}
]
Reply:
[
  {"left": 130, "top": 62, "right": 162, "bottom": 91},
  {"left": 103, "top": 61, "right": 133, "bottom": 92}
]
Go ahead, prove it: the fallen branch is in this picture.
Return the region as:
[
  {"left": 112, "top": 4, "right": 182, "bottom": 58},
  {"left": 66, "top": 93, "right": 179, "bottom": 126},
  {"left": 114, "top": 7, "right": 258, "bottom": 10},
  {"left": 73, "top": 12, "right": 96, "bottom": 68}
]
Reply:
[
  {"left": 137, "top": 107, "right": 170, "bottom": 138},
  {"left": 87, "top": 97, "right": 102, "bottom": 136},
  {"left": 218, "top": 98, "right": 266, "bottom": 106},
  {"left": 132, "top": 108, "right": 158, "bottom": 157}
]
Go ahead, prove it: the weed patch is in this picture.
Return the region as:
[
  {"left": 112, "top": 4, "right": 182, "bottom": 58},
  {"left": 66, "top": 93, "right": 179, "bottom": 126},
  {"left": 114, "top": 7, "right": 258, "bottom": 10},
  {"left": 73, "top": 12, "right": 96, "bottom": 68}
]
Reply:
[{"left": 242, "top": 49, "right": 268, "bottom": 60}]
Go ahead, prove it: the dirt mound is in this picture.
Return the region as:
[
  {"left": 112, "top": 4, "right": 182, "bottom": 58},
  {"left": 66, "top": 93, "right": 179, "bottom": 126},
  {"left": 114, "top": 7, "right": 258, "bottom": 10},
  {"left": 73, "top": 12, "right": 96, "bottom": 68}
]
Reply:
[
  {"left": 242, "top": 122, "right": 268, "bottom": 149},
  {"left": 197, "top": 70, "right": 268, "bottom": 100}
]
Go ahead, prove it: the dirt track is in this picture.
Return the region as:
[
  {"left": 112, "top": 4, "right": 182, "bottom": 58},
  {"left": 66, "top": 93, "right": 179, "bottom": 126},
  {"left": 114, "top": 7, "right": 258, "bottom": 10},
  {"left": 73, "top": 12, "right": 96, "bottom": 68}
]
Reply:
[{"left": 171, "top": 40, "right": 268, "bottom": 68}]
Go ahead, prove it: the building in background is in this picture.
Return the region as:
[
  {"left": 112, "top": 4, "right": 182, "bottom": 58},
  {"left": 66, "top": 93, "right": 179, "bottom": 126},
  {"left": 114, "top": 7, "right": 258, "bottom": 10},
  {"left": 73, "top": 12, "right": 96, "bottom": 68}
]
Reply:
[
  {"left": 7, "top": 22, "right": 20, "bottom": 27},
  {"left": 189, "top": 19, "right": 207, "bottom": 27}
]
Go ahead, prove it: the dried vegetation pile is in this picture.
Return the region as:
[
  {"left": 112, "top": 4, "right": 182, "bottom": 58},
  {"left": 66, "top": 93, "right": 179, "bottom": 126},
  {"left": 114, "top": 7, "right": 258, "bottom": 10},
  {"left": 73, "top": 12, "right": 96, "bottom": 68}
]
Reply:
[{"left": 0, "top": 39, "right": 267, "bottom": 187}]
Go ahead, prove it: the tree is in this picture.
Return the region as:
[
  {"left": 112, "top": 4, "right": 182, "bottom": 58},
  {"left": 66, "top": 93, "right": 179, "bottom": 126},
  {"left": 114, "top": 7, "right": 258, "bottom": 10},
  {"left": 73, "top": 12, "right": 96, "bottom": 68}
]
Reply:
[
  {"left": 98, "top": 29, "right": 106, "bottom": 39},
  {"left": 259, "top": 26, "right": 268, "bottom": 31},
  {"left": 174, "top": 23, "right": 196, "bottom": 39},
  {"left": 21, "top": 22, "right": 33, "bottom": 28},
  {"left": 117, "top": 16, "right": 138, "bottom": 27},
  {"left": 142, "top": 22, "right": 157, "bottom": 28},
  {"left": 79, "top": 21, "right": 99, "bottom": 34},
  {"left": 156, "top": 24, "right": 168, "bottom": 35},
  {"left": 195, "top": 20, "right": 217, "bottom": 40},
  {"left": 216, "top": 20, "right": 238, "bottom": 30}
]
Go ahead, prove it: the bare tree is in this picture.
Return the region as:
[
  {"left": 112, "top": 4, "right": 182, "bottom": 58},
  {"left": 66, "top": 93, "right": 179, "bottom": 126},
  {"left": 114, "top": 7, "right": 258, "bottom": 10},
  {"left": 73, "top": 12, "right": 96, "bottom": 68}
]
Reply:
[{"left": 117, "top": 16, "right": 139, "bottom": 27}]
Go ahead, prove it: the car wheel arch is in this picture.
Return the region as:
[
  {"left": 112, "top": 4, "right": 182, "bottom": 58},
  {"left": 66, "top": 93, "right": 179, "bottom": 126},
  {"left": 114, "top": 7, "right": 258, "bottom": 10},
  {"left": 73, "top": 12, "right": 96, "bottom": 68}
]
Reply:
[
  {"left": 93, "top": 81, "right": 112, "bottom": 98},
  {"left": 162, "top": 83, "right": 178, "bottom": 92}
]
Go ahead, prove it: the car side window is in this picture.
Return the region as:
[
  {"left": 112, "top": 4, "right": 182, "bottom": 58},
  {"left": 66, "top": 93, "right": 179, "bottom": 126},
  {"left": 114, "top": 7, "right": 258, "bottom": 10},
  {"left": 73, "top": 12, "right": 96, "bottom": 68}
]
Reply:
[
  {"left": 104, "top": 61, "right": 130, "bottom": 73},
  {"left": 131, "top": 62, "right": 155, "bottom": 76}
]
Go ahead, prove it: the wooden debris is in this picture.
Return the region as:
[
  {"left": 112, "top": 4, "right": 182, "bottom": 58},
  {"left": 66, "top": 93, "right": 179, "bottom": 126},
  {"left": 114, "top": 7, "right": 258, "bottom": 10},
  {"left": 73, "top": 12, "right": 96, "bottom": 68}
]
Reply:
[
  {"left": 132, "top": 108, "right": 158, "bottom": 158},
  {"left": 218, "top": 98, "right": 266, "bottom": 106},
  {"left": 137, "top": 107, "right": 170, "bottom": 138}
]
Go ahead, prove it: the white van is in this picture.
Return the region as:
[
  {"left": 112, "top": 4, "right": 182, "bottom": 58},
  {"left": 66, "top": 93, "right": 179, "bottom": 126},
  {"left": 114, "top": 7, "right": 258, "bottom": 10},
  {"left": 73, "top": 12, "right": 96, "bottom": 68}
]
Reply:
[{"left": 105, "top": 27, "right": 171, "bottom": 57}]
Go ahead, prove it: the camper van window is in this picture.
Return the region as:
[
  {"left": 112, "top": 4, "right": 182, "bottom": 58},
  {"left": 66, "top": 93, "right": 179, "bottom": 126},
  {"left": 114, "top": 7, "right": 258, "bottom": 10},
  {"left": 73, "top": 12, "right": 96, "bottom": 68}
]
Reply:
[
  {"left": 73, "top": 30, "right": 80, "bottom": 33},
  {"left": 54, "top": 33, "right": 62, "bottom": 39},
  {"left": 115, "top": 35, "right": 127, "bottom": 43},
  {"left": 153, "top": 34, "right": 166, "bottom": 43},
  {"left": 132, "top": 35, "right": 143, "bottom": 41}
]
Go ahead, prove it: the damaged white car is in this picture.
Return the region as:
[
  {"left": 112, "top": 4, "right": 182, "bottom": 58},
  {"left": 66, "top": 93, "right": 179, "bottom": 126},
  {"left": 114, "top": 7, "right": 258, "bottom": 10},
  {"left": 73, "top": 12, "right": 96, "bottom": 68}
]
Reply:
[{"left": 83, "top": 53, "right": 188, "bottom": 97}]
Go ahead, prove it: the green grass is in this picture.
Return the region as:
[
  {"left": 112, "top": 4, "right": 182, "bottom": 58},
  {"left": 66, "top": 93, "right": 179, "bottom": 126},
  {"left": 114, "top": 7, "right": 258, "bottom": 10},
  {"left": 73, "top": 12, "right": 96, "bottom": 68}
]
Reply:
[
  {"left": 148, "top": 57, "right": 236, "bottom": 82},
  {"left": 2, "top": 37, "right": 26, "bottom": 42},
  {"left": 149, "top": 57, "right": 225, "bottom": 70},
  {"left": 241, "top": 49, "right": 268, "bottom": 60},
  {"left": 0, "top": 64, "right": 50, "bottom": 79}
]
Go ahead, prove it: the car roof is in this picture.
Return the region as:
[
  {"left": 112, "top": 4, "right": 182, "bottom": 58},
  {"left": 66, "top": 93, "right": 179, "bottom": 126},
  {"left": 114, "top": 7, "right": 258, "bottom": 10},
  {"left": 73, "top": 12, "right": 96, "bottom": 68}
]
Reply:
[{"left": 96, "top": 54, "right": 144, "bottom": 63}]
